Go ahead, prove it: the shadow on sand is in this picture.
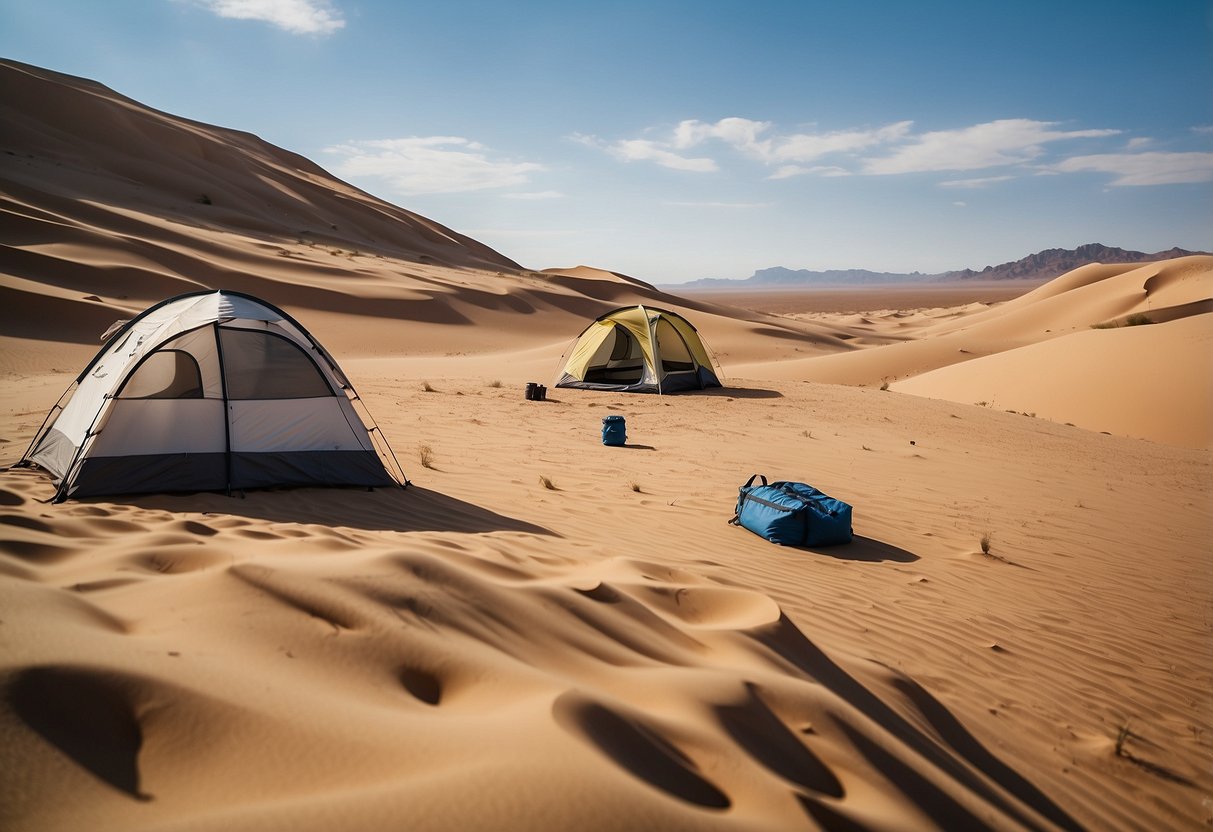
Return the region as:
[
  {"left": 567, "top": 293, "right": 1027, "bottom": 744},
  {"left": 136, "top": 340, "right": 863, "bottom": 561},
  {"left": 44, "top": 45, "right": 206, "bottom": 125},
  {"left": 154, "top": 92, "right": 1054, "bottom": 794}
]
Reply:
[
  {"left": 806, "top": 535, "right": 919, "bottom": 563},
  {"left": 701, "top": 385, "right": 784, "bottom": 400},
  {"left": 753, "top": 614, "right": 1086, "bottom": 832},
  {"left": 109, "top": 485, "right": 555, "bottom": 536}
]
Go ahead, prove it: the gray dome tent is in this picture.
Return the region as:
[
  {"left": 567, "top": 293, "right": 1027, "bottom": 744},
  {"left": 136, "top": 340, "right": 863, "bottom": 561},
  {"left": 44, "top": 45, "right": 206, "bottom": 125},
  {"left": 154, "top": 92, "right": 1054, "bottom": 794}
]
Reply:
[{"left": 19, "top": 290, "right": 406, "bottom": 502}]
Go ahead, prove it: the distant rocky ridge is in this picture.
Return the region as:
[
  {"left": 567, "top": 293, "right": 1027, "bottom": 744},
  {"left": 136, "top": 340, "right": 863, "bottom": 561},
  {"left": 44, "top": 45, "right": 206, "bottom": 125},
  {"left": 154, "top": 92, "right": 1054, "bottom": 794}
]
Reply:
[{"left": 676, "top": 244, "right": 1209, "bottom": 288}]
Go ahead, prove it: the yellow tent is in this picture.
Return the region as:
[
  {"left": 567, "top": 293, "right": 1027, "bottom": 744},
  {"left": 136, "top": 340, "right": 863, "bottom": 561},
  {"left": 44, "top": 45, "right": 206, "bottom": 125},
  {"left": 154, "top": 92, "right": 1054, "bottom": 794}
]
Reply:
[{"left": 555, "top": 305, "right": 722, "bottom": 393}]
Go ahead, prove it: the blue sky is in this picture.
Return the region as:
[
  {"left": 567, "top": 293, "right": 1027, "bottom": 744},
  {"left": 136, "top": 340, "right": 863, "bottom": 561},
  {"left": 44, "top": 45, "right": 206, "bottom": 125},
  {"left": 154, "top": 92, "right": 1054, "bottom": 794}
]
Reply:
[{"left": 3, "top": 0, "right": 1211, "bottom": 283}]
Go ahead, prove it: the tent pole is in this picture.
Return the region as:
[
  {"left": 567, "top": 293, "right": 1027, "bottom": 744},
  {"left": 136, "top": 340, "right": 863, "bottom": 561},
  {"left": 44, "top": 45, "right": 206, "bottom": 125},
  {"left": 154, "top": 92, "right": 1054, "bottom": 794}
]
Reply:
[{"left": 212, "top": 323, "right": 234, "bottom": 496}]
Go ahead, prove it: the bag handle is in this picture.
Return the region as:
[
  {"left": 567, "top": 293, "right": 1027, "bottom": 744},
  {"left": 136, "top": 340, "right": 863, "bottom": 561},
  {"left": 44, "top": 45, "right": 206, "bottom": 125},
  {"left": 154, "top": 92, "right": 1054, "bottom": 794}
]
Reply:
[
  {"left": 742, "top": 474, "right": 768, "bottom": 488},
  {"left": 776, "top": 483, "right": 837, "bottom": 516}
]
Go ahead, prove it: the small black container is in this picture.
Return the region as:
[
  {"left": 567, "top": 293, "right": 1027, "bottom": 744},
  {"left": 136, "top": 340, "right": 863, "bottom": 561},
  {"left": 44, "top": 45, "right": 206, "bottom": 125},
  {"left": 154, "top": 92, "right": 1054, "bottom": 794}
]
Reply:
[{"left": 525, "top": 382, "right": 538, "bottom": 400}]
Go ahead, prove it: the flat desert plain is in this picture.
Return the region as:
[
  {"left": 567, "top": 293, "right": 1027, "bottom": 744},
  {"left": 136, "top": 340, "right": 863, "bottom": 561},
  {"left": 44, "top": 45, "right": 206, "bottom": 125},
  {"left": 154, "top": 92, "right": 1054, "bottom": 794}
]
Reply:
[{"left": 1, "top": 59, "right": 1211, "bottom": 831}]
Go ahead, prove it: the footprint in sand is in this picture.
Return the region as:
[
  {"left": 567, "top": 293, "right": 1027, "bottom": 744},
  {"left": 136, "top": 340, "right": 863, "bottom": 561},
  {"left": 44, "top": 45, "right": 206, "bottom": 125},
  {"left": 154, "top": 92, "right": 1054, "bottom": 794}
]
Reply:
[
  {"left": 633, "top": 585, "right": 783, "bottom": 631},
  {"left": 398, "top": 666, "right": 443, "bottom": 706}
]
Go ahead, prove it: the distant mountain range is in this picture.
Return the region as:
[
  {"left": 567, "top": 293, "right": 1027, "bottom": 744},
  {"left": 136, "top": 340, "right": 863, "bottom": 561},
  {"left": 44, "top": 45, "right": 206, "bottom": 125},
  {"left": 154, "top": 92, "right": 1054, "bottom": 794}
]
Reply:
[{"left": 675, "top": 244, "right": 1209, "bottom": 288}]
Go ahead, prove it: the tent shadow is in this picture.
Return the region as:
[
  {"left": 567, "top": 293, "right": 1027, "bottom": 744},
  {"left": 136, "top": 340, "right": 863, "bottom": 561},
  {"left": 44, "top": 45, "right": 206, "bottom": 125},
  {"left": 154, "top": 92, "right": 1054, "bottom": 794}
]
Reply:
[
  {"left": 752, "top": 614, "right": 1085, "bottom": 832},
  {"left": 702, "top": 386, "right": 784, "bottom": 400},
  {"left": 107, "top": 485, "right": 556, "bottom": 536},
  {"left": 803, "top": 536, "right": 919, "bottom": 563}
]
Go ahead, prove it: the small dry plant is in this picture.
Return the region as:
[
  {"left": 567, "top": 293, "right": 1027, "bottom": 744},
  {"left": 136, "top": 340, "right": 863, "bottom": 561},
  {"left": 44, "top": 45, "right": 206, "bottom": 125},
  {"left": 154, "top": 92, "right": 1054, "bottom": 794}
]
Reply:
[
  {"left": 418, "top": 445, "right": 434, "bottom": 469},
  {"left": 1115, "top": 721, "right": 1132, "bottom": 757},
  {"left": 539, "top": 475, "right": 557, "bottom": 491},
  {"left": 980, "top": 532, "right": 992, "bottom": 555},
  {"left": 630, "top": 482, "right": 642, "bottom": 493},
  {"left": 488, "top": 379, "right": 502, "bottom": 388},
  {"left": 422, "top": 381, "right": 436, "bottom": 393}
]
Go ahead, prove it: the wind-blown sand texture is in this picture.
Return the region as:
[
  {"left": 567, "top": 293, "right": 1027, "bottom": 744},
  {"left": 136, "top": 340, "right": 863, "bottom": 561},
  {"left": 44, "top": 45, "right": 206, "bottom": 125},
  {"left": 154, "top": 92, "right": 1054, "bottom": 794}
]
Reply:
[{"left": 2, "top": 59, "right": 1211, "bottom": 831}]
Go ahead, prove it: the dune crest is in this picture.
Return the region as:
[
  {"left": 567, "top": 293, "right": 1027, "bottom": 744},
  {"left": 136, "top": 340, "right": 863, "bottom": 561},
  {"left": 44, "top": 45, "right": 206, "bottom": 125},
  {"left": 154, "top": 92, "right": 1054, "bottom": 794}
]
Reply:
[{"left": 729, "top": 256, "right": 1212, "bottom": 447}]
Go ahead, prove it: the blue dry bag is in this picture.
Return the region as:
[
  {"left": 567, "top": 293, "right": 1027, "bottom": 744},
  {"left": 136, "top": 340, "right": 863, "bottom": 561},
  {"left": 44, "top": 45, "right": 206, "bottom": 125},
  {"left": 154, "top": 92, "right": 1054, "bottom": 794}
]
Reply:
[
  {"left": 732, "top": 474, "right": 853, "bottom": 546},
  {"left": 601, "top": 415, "right": 627, "bottom": 446}
]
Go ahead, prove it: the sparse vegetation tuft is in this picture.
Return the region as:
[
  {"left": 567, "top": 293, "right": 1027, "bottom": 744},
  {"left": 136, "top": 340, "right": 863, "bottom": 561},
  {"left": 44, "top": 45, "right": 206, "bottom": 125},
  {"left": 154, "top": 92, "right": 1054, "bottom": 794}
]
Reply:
[
  {"left": 422, "top": 381, "right": 436, "bottom": 393},
  {"left": 1115, "top": 721, "right": 1132, "bottom": 757},
  {"left": 539, "top": 475, "right": 557, "bottom": 491},
  {"left": 1093, "top": 313, "right": 1154, "bottom": 330},
  {"left": 418, "top": 445, "right": 434, "bottom": 469},
  {"left": 196, "top": 193, "right": 212, "bottom": 205},
  {"left": 488, "top": 379, "right": 502, "bottom": 388},
  {"left": 630, "top": 482, "right": 642, "bottom": 493},
  {"left": 980, "top": 532, "right": 992, "bottom": 555}
]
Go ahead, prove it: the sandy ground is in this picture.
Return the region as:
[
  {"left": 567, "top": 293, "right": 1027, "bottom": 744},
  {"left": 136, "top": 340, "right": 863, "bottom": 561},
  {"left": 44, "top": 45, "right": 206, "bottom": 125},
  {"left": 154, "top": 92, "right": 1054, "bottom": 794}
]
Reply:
[{"left": 2, "top": 58, "right": 1212, "bottom": 831}]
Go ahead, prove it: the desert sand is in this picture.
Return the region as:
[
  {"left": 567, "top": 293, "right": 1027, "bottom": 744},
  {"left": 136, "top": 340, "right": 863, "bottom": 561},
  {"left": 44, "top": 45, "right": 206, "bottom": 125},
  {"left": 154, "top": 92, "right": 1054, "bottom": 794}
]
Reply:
[{"left": 2, "top": 59, "right": 1211, "bottom": 831}]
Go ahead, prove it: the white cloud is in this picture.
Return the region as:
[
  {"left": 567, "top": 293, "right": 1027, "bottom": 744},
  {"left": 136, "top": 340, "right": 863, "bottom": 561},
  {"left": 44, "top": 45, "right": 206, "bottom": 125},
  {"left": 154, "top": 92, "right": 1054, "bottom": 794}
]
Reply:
[
  {"left": 187, "top": 0, "right": 345, "bottom": 35},
  {"left": 571, "top": 132, "right": 716, "bottom": 172},
  {"left": 939, "top": 175, "right": 1015, "bottom": 189},
  {"left": 609, "top": 139, "right": 718, "bottom": 172},
  {"left": 1046, "top": 151, "right": 1213, "bottom": 186},
  {"left": 583, "top": 116, "right": 1211, "bottom": 189},
  {"left": 325, "top": 137, "right": 543, "bottom": 194},
  {"left": 582, "top": 118, "right": 913, "bottom": 176},
  {"left": 672, "top": 117, "right": 771, "bottom": 153},
  {"left": 769, "top": 164, "right": 851, "bottom": 180},
  {"left": 670, "top": 118, "right": 912, "bottom": 165},
  {"left": 863, "top": 119, "right": 1120, "bottom": 175},
  {"left": 764, "top": 122, "right": 914, "bottom": 164}
]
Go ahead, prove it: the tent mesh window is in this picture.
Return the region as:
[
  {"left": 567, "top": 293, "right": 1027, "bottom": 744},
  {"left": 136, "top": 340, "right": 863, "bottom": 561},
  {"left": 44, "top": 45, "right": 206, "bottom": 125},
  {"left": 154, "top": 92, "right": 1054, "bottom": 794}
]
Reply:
[
  {"left": 118, "top": 349, "right": 204, "bottom": 399},
  {"left": 219, "top": 329, "right": 333, "bottom": 400}
]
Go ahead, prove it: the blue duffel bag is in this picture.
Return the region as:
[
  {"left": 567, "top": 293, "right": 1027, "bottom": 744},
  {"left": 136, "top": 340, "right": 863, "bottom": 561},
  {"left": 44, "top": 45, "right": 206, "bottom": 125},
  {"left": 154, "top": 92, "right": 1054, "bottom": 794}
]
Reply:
[{"left": 731, "top": 474, "right": 853, "bottom": 547}]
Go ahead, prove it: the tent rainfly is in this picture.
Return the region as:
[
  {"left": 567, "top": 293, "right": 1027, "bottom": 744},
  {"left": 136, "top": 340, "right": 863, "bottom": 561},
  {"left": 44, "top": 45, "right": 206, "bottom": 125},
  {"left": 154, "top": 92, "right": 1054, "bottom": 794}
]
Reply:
[
  {"left": 555, "top": 305, "right": 722, "bottom": 394},
  {"left": 18, "top": 290, "right": 406, "bottom": 502}
]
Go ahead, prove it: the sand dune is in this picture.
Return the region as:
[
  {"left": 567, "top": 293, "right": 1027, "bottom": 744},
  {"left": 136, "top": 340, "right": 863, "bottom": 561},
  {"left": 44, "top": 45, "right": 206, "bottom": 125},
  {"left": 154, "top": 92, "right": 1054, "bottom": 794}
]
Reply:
[
  {"left": 2, "top": 58, "right": 1211, "bottom": 831},
  {"left": 724, "top": 257, "right": 1213, "bottom": 448}
]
